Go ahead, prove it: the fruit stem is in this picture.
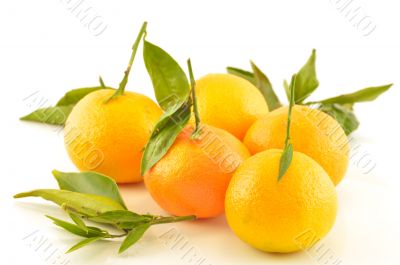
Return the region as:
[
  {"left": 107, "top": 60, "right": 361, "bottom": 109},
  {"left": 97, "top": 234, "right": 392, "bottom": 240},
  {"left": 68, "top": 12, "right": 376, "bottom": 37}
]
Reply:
[
  {"left": 106, "top": 21, "right": 147, "bottom": 102},
  {"left": 150, "top": 215, "right": 196, "bottom": 225},
  {"left": 187, "top": 59, "right": 202, "bottom": 139},
  {"left": 107, "top": 232, "right": 128, "bottom": 238},
  {"left": 284, "top": 74, "right": 296, "bottom": 148},
  {"left": 99, "top": 76, "right": 106, "bottom": 88},
  {"left": 277, "top": 74, "right": 297, "bottom": 181}
]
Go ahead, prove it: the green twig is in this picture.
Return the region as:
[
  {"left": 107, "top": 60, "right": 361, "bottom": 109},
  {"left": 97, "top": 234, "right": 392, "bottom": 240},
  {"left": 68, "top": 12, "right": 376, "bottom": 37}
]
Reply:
[
  {"left": 187, "top": 59, "right": 201, "bottom": 139},
  {"left": 106, "top": 21, "right": 147, "bottom": 102},
  {"left": 150, "top": 215, "right": 196, "bottom": 225},
  {"left": 107, "top": 233, "right": 128, "bottom": 238},
  {"left": 284, "top": 74, "right": 296, "bottom": 148}
]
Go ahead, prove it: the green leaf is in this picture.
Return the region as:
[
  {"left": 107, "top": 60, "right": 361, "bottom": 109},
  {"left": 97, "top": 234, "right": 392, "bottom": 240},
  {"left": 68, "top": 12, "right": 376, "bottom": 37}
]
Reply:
[
  {"left": 20, "top": 85, "right": 110, "bottom": 125},
  {"left": 118, "top": 223, "right": 151, "bottom": 254},
  {"left": 285, "top": 49, "right": 319, "bottom": 103},
  {"left": 318, "top": 103, "right": 359, "bottom": 135},
  {"left": 46, "top": 215, "right": 107, "bottom": 238},
  {"left": 52, "top": 170, "right": 127, "bottom": 209},
  {"left": 226, "top": 67, "right": 256, "bottom": 84},
  {"left": 227, "top": 65, "right": 283, "bottom": 110},
  {"left": 68, "top": 212, "right": 88, "bottom": 233},
  {"left": 56, "top": 86, "right": 107, "bottom": 106},
  {"left": 283, "top": 80, "right": 290, "bottom": 101},
  {"left": 20, "top": 105, "right": 74, "bottom": 125},
  {"left": 250, "top": 61, "right": 282, "bottom": 110},
  {"left": 312, "top": 84, "right": 392, "bottom": 105},
  {"left": 88, "top": 210, "right": 151, "bottom": 226},
  {"left": 14, "top": 189, "right": 125, "bottom": 217},
  {"left": 106, "top": 22, "right": 147, "bottom": 102},
  {"left": 278, "top": 144, "right": 293, "bottom": 181},
  {"left": 143, "top": 40, "right": 190, "bottom": 111},
  {"left": 141, "top": 102, "right": 191, "bottom": 175},
  {"left": 66, "top": 236, "right": 104, "bottom": 253}
]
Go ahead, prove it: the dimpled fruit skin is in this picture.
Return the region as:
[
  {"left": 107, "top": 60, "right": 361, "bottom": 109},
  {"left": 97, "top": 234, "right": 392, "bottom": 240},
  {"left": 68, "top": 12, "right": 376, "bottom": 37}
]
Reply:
[
  {"left": 225, "top": 149, "right": 337, "bottom": 253},
  {"left": 144, "top": 124, "right": 250, "bottom": 218},
  {"left": 244, "top": 105, "right": 349, "bottom": 185},
  {"left": 64, "top": 89, "right": 162, "bottom": 183},
  {"left": 195, "top": 74, "right": 269, "bottom": 140}
]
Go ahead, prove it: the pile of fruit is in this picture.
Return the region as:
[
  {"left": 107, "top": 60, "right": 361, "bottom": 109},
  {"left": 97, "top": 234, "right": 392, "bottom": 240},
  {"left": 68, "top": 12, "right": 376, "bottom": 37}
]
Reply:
[{"left": 16, "top": 22, "right": 391, "bottom": 254}]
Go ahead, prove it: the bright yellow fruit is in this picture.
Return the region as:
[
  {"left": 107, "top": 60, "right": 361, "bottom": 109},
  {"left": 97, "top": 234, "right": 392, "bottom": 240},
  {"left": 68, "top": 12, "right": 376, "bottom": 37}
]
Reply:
[
  {"left": 244, "top": 105, "right": 349, "bottom": 185},
  {"left": 225, "top": 149, "right": 337, "bottom": 253},
  {"left": 64, "top": 89, "right": 162, "bottom": 183},
  {"left": 194, "top": 74, "right": 269, "bottom": 140}
]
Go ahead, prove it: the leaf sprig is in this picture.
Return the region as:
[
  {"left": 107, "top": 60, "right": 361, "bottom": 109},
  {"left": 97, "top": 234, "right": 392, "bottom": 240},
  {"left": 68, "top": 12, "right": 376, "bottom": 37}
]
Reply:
[
  {"left": 14, "top": 170, "right": 195, "bottom": 254},
  {"left": 141, "top": 35, "right": 202, "bottom": 175},
  {"left": 227, "top": 49, "right": 392, "bottom": 135},
  {"left": 139, "top": 35, "right": 192, "bottom": 175}
]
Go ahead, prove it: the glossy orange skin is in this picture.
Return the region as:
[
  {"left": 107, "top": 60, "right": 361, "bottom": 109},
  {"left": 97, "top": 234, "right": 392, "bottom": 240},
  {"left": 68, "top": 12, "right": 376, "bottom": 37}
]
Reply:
[
  {"left": 225, "top": 149, "right": 338, "bottom": 253},
  {"left": 65, "top": 89, "right": 162, "bottom": 183},
  {"left": 144, "top": 124, "right": 250, "bottom": 218},
  {"left": 244, "top": 105, "right": 349, "bottom": 185},
  {"left": 194, "top": 74, "right": 269, "bottom": 140}
]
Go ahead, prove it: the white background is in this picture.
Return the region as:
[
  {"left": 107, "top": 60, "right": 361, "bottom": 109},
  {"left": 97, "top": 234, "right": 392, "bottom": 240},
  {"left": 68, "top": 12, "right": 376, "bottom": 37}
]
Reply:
[{"left": 1, "top": 0, "right": 400, "bottom": 264}]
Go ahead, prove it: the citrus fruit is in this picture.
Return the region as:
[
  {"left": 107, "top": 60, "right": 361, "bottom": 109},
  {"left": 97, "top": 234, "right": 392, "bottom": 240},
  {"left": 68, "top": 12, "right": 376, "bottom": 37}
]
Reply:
[
  {"left": 144, "top": 124, "right": 250, "bottom": 218},
  {"left": 64, "top": 89, "right": 162, "bottom": 183},
  {"left": 244, "top": 105, "right": 349, "bottom": 185},
  {"left": 225, "top": 149, "right": 338, "bottom": 253},
  {"left": 194, "top": 74, "right": 269, "bottom": 140}
]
